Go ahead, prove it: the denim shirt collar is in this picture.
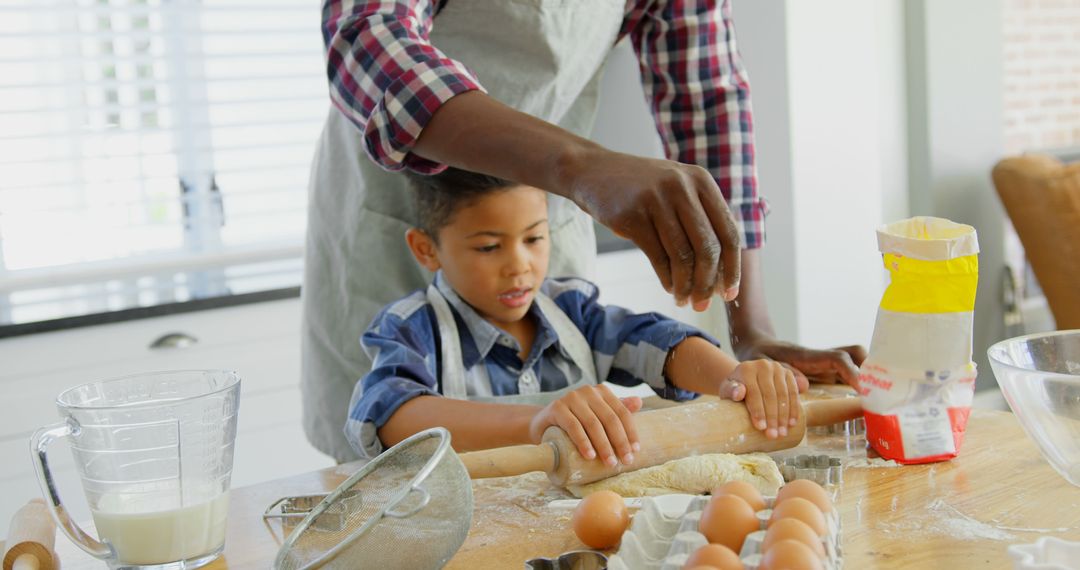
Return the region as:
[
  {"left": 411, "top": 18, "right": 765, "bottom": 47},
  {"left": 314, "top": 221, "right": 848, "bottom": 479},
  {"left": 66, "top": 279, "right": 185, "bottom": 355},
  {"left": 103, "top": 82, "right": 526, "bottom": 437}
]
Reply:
[{"left": 434, "top": 271, "right": 560, "bottom": 370}]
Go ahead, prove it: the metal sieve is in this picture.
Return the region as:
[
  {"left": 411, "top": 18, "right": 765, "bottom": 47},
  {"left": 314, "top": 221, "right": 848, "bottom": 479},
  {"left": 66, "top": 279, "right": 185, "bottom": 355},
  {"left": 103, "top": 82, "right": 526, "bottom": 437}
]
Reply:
[{"left": 273, "top": 427, "right": 473, "bottom": 569}]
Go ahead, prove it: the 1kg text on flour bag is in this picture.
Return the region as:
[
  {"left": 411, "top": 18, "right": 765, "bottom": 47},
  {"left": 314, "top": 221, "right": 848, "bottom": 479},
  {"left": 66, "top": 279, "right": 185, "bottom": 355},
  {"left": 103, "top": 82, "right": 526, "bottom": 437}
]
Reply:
[{"left": 858, "top": 217, "right": 980, "bottom": 464}]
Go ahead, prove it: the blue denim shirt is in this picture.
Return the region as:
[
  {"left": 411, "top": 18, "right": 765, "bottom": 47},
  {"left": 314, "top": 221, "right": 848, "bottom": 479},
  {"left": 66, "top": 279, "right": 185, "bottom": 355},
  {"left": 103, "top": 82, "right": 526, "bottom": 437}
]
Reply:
[{"left": 345, "top": 272, "right": 717, "bottom": 457}]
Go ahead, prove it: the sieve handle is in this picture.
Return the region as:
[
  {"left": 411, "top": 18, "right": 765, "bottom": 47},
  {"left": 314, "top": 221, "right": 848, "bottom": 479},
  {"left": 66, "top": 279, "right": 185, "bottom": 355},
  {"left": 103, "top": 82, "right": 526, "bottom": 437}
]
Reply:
[
  {"left": 384, "top": 486, "right": 430, "bottom": 519},
  {"left": 30, "top": 421, "right": 115, "bottom": 562}
]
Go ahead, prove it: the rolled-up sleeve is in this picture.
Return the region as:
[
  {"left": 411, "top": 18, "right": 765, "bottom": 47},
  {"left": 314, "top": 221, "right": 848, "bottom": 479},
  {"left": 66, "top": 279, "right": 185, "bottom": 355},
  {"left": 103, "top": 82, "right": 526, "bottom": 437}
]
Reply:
[
  {"left": 623, "top": 0, "right": 767, "bottom": 248},
  {"left": 546, "top": 278, "right": 720, "bottom": 401},
  {"left": 323, "top": 0, "right": 485, "bottom": 173},
  {"left": 344, "top": 300, "right": 441, "bottom": 458}
]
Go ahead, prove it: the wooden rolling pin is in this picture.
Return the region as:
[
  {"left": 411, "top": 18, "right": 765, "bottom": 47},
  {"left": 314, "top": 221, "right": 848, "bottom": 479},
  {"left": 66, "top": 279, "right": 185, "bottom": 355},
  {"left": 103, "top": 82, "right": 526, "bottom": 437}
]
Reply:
[
  {"left": 2, "top": 499, "right": 59, "bottom": 570},
  {"left": 461, "top": 397, "right": 862, "bottom": 487}
]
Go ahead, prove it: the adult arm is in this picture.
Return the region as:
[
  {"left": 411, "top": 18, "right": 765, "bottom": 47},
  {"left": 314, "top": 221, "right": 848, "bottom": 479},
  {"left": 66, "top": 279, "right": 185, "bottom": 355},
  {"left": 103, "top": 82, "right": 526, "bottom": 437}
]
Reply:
[
  {"left": 620, "top": 0, "right": 867, "bottom": 384},
  {"left": 623, "top": 0, "right": 767, "bottom": 307},
  {"left": 324, "top": 0, "right": 741, "bottom": 308}
]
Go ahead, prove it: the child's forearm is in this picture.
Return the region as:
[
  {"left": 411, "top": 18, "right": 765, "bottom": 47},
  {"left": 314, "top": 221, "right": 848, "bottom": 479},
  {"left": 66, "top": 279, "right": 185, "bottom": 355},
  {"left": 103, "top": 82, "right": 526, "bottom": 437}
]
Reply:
[
  {"left": 377, "top": 395, "right": 539, "bottom": 452},
  {"left": 664, "top": 336, "right": 740, "bottom": 395}
]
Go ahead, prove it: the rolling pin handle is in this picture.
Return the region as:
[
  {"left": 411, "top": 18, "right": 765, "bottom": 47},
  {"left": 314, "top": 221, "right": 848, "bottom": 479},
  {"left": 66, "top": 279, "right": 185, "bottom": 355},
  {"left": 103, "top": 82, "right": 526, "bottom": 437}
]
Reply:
[
  {"left": 12, "top": 554, "right": 40, "bottom": 570},
  {"left": 804, "top": 397, "right": 864, "bottom": 427},
  {"left": 3, "top": 499, "right": 59, "bottom": 570},
  {"left": 460, "top": 442, "right": 559, "bottom": 480}
]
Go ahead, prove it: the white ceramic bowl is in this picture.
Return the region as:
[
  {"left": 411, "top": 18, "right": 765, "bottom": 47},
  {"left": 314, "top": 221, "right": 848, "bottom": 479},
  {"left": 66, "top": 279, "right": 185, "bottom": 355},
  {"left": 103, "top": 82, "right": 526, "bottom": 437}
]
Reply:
[{"left": 988, "top": 330, "right": 1080, "bottom": 487}]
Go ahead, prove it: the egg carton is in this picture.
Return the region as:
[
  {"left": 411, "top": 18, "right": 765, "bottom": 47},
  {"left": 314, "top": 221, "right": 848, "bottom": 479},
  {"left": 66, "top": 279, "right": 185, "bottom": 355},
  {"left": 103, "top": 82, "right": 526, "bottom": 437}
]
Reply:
[{"left": 606, "top": 494, "right": 842, "bottom": 570}]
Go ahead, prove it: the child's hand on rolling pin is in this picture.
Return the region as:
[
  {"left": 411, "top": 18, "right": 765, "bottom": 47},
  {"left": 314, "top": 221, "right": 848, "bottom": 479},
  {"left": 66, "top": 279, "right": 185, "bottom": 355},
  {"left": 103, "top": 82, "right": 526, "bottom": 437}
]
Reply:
[
  {"left": 718, "top": 360, "right": 800, "bottom": 439},
  {"left": 529, "top": 385, "right": 643, "bottom": 467}
]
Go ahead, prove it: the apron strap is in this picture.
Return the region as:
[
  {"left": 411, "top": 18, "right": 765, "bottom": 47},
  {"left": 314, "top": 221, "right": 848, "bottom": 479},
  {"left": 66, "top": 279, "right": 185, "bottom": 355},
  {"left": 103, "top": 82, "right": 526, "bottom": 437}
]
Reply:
[
  {"left": 426, "top": 284, "right": 469, "bottom": 400},
  {"left": 427, "top": 285, "right": 600, "bottom": 401},
  {"left": 533, "top": 293, "right": 599, "bottom": 386}
]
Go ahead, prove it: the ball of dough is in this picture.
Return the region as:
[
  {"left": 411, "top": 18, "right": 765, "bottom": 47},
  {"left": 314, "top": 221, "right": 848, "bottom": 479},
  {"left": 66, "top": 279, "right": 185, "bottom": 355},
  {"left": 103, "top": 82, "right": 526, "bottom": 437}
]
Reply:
[{"left": 568, "top": 453, "right": 783, "bottom": 498}]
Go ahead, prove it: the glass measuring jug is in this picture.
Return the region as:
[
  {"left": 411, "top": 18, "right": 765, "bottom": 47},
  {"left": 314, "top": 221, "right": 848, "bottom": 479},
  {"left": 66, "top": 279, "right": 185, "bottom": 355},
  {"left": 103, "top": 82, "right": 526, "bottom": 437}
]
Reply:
[{"left": 31, "top": 370, "right": 240, "bottom": 570}]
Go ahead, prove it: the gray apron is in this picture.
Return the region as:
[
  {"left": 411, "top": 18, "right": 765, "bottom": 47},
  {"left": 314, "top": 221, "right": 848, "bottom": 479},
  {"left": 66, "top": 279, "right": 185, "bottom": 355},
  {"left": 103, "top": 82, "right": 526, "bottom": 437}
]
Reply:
[
  {"left": 302, "top": 0, "right": 626, "bottom": 461},
  {"left": 426, "top": 285, "right": 598, "bottom": 403}
]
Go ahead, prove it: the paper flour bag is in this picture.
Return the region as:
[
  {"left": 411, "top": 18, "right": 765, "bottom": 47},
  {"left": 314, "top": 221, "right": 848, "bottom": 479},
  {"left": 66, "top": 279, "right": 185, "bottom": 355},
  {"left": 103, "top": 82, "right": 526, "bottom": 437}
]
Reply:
[{"left": 858, "top": 217, "right": 979, "bottom": 464}]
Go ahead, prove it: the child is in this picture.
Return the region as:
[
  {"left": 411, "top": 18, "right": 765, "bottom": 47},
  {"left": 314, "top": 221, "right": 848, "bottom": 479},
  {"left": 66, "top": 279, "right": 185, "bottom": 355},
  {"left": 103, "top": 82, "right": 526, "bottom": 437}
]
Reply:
[{"left": 344, "top": 168, "right": 803, "bottom": 467}]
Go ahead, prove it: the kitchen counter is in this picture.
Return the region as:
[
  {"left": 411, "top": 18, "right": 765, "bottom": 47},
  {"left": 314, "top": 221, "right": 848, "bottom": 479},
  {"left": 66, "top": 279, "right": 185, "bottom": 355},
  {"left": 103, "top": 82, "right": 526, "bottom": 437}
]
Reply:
[{"left": 44, "top": 408, "right": 1080, "bottom": 569}]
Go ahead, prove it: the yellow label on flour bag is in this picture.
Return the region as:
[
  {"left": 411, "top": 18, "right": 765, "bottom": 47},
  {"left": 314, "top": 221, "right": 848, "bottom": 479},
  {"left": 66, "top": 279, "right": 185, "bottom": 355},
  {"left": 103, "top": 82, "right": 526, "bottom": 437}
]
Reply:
[{"left": 858, "top": 217, "right": 979, "bottom": 464}]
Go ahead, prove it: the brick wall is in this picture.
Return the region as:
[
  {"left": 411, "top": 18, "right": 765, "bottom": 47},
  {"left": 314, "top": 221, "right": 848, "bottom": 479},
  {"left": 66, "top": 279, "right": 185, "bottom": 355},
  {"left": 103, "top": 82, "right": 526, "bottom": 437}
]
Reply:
[{"left": 1003, "top": 0, "right": 1080, "bottom": 154}]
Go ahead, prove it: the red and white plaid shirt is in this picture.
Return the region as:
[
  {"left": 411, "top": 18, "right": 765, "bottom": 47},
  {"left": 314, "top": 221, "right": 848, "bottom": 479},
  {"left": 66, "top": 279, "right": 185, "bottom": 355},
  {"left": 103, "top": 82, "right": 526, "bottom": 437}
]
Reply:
[{"left": 322, "top": 0, "right": 766, "bottom": 247}]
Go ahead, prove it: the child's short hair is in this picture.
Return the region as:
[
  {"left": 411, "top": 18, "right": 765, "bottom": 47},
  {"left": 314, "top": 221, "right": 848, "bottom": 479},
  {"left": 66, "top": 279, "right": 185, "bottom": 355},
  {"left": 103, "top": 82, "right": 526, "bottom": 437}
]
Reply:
[{"left": 405, "top": 167, "right": 516, "bottom": 241}]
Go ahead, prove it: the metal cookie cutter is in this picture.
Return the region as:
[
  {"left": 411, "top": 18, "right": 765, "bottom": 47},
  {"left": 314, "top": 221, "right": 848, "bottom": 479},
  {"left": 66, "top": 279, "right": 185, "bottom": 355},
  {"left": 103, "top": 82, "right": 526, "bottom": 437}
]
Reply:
[
  {"left": 525, "top": 550, "right": 608, "bottom": 570},
  {"left": 263, "top": 490, "right": 364, "bottom": 532},
  {"left": 781, "top": 454, "right": 843, "bottom": 486},
  {"left": 808, "top": 415, "right": 866, "bottom": 437}
]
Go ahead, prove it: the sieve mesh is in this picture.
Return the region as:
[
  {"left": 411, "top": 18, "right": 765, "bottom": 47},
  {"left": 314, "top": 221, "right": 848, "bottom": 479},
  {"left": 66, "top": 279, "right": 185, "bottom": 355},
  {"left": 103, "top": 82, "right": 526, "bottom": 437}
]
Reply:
[{"left": 274, "top": 428, "right": 473, "bottom": 570}]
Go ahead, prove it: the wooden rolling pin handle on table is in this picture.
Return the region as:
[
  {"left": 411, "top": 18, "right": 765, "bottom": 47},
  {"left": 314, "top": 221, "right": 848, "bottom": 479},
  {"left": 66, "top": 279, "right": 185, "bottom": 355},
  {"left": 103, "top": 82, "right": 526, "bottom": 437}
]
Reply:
[
  {"left": 2, "top": 499, "right": 59, "bottom": 570},
  {"left": 461, "top": 397, "right": 864, "bottom": 487}
]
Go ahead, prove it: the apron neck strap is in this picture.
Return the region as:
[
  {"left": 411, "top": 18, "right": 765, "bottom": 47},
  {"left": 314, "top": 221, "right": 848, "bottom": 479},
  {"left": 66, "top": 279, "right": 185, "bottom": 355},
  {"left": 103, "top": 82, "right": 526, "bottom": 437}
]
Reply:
[
  {"left": 426, "top": 284, "right": 468, "bottom": 400},
  {"left": 426, "top": 284, "right": 600, "bottom": 401},
  {"left": 533, "top": 293, "right": 598, "bottom": 385}
]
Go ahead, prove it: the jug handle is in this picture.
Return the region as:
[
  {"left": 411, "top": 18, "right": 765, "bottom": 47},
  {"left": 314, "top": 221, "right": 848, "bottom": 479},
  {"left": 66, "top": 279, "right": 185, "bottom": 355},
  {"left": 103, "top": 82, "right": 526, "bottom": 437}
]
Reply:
[{"left": 31, "top": 420, "right": 115, "bottom": 561}]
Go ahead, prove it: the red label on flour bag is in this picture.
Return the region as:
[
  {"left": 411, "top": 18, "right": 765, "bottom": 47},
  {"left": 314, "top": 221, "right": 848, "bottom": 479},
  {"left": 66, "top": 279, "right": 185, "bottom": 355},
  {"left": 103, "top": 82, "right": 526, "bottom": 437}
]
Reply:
[
  {"left": 859, "top": 363, "right": 977, "bottom": 463},
  {"left": 858, "top": 218, "right": 980, "bottom": 464}
]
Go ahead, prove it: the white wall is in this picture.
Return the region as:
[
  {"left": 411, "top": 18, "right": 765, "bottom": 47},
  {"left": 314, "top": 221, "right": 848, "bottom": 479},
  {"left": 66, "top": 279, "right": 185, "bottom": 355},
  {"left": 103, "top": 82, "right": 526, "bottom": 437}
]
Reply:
[
  {"left": 728, "top": 0, "right": 798, "bottom": 342},
  {"left": 590, "top": 41, "right": 665, "bottom": 160},
  {"left": 905, "top": 0, "right": 1006, "bottom": 388},
  {"left": 783, "top": 1, "right": 903, "bottom": 348},
  {"left": 875, "top": 1, "right": 913, "bottom": 225}
]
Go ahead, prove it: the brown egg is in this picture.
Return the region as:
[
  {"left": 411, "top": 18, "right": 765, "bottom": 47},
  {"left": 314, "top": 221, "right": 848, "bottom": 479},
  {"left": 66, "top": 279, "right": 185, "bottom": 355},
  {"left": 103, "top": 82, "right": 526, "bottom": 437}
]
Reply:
[
  {"left": 683, "top": 544, "right": 742, "bottom": 570},
  {"left": 698, "top": 494, "right": 759, "bottom": 553},
  {"left": 768, "top": 497, "right": 826, "bottom": 536},
  {"left": 684, "top": 567, "right": 721, "bottom": 570},
  {"left": 775, "top": 479, "right": 833, "bottom": 513},
  {"left": 759, "top": 539, "right": 823, "bottom": 570},
  {"left": 572, "top": 490, "right": 629, "bottom": 549},
  {"left": 761, "top": 518, "right": 825, "bottom": 559},
  {"left": 712, "top": 480, "right": 766, "bottom": 512}
]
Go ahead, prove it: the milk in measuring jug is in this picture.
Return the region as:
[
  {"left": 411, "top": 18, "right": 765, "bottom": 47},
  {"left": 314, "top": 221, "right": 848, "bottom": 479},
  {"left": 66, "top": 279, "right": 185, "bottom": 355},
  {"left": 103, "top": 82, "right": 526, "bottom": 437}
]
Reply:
[{"left": 91, "top": 492, "right": 229, "bottom": 564}]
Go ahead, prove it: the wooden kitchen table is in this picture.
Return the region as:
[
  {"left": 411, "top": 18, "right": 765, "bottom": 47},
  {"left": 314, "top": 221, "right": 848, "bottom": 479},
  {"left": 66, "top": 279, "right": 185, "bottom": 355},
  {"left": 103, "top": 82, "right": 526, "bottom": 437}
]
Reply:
[{"left": 46, "top": 408, "right": 1080, "bottom": 569}]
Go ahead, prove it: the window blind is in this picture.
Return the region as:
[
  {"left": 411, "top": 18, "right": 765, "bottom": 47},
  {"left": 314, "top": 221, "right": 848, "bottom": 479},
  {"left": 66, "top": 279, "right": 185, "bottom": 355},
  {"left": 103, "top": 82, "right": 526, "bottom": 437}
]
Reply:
[{"left": 0, "top": 0, "right": 327, "bottom": 326}]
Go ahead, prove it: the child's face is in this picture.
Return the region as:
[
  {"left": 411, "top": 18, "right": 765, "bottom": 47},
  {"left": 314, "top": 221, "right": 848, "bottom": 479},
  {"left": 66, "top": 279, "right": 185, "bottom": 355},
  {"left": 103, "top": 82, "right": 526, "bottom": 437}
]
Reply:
[{"left": 429, "top": 185, "right": 550, "bottom": 327}]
